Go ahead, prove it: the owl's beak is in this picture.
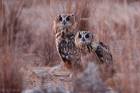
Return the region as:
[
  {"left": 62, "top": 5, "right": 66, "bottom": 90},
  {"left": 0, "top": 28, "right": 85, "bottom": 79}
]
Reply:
[
  {"left": 63, "top": 21, "right": 66, "bottom": 25},
  {"left": 82, "top": 38, "right": 85, "bottom": 41}
]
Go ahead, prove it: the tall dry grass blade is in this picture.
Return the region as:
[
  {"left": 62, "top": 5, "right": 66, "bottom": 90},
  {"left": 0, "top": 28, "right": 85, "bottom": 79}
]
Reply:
[
  {"left": 66, "top": 0, "right": 72, "bottom": 14},
  {"left": 75, "top": 0, "right": 90, "bottom": 31},
  {"left": 0, "top": 51, "right": 23, "bottom": 93},
  {"left": 0, "top": 1, "right": 24, "bottom": 93},
  {"left": 0, "top": 0, "right": 24, "bottom": 49}
]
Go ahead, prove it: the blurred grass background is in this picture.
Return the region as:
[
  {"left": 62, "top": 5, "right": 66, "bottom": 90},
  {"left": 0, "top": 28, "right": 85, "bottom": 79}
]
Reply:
[{"left": 0, "top": 0, "right": 140, "bottom": 93}]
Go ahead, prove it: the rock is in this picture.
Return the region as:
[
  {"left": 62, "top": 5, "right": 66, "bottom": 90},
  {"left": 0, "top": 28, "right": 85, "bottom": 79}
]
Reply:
[
  {"left": 73, "top": 63, "right": 116, "bottom": 93},
  {"left": 22, "top": 86, "right": 69, "bottom": 93},
  {"left": 22, "top": 87, "right": 45, "bottom": 93}
]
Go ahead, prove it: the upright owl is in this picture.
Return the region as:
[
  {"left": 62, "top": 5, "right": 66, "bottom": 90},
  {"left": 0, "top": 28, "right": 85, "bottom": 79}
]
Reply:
[
  {"left": 75, "top": 31, "right": 113, "bottom": 64},
  {"left": 53, "top": 14, "right": 82, "bottom": 71}
]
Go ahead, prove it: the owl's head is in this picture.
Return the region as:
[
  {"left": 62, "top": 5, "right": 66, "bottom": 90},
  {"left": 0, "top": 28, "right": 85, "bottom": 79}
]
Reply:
[
  {"left": 54, "top": 14, "right": 76, "bottom": 30},
  {"left": 75, "top": 31, "right": 94, "bottom": 49}
]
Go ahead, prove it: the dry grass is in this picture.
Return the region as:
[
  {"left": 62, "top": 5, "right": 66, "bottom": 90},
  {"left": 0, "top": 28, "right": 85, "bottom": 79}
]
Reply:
[
  {"left": 89, "top": 1, "right": 140, "bottom": 93},
  {"left": 0, "top": 0, "right": 23, "bottom": 93},
  {"left": 0, "top": 0, "right": 140, "bottom": 93},
  {"left": 0, "top": 51, "right": 23, "bottom": 93}
]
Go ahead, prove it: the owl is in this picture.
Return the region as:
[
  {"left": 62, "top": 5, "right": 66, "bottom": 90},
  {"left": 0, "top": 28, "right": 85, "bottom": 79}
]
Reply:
[
  {"left": 75, "top": 31, "right": 113, "bottom": 64},
  {"left": 53, "top": 14, "right": 82, "bottom": 71},
  {"left": 74, "top": 31, "right": 115, "bottom": 85}
]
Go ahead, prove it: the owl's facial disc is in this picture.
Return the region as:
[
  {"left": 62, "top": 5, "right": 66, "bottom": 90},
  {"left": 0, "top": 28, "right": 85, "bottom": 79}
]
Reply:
[
  {"left": 62, "top": 16, "right": 71, "bottom": 26},
  {"left": 78, "top": 33, "right": 86, "bottom": 44},
  {"left": 56, "top": 14, "right": 74, "bottom": 29},
  {"left": 80, "top": 32, "right": 92, "bottom": 45}
]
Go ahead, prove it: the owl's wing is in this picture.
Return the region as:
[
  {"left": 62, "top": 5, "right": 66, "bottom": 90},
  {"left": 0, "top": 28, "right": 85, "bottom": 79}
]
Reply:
[
  {"left": 91, "top": 42, "right": 113, "bottom": 64},
  {"left": 57, "top": 41, "right": 72, "bottom": 68}
]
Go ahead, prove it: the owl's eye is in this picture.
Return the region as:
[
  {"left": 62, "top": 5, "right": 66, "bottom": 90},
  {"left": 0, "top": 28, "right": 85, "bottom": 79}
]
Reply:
[
  {"left": 85, "top": 34, "right": 89, "bottom": 38},
  {"left": 78, "top": 34, "right": 82, "bottom": 38},
  {"left": 66, "top": 16, "right": 70, "bottom": 21},
  {"left": 59, "top": 16, "right": 62, "bottom": 21}
]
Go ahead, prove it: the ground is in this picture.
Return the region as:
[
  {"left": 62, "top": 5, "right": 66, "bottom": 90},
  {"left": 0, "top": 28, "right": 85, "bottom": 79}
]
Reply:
[{"left": 22, "top": 64, "right": 73, "bottom": 92}]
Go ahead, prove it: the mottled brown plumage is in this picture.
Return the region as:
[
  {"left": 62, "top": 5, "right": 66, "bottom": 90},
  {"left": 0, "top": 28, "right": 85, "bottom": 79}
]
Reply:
[
  {"left": 53, "top": 14, "right": 82, "bottom": 70},
  {"left": 75, "top": 31, "right": 115, "bottom": 85},
  {"left": 75, "top": 31, "right": 113, "bottom": 64}
]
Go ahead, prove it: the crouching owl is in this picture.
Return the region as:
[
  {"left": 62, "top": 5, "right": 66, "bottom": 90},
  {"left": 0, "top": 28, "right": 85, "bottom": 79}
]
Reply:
[
  {"left": 74, "top": 31, "right": 115, "bottom": 85},
  {"left": 75, "top": 31, "right": 113, "bottom": 64}
]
